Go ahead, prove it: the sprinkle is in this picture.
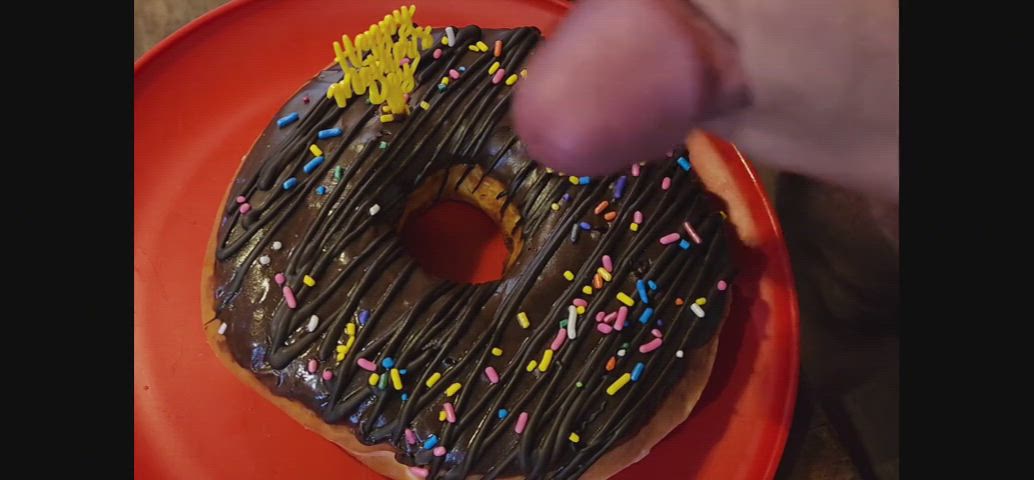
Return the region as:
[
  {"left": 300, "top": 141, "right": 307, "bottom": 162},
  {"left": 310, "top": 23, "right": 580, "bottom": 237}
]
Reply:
[
  {"left": 235, "top": 195, "right": 246, "bottom": 204},
  {"left": 634, "top": 211, "right": 644, "bottom": 224},
  {"left": 605, "top": 356, "right": 616, "bottom": 371},
  {"left": 380, "top": 114, "right": 395, "bottom": 123},
  {"left": 400, "top": 369, "right": 407, "bottom": 375},
  {"left": 639, "top": 338, "right": 663, "bottom": 353},
  {"left": 308, "top": 144, "right": 323, "bottom": 157},
  {"left": 476, "top": 41, "right": 489, "bottom": 52},
  {"left": 488, "top": 61, "right": 501, "bottom": 75},
  {"left": 426, "top": 372, "right": 442, "bottom": 388},
  {"left": 576, "top": 306, "right": 586, "bottom": 315},
  {"left": 660, "top": 233, "right": 681, "bottom": 245},
  {"left": 445, "top": 382, "right": 462, "bottom": 397},
  {"left": 517, "top": 312, "right": 531, "bottom": 329},
  {"left": 607, "top": 373, "right": 632, "bottom": 395},
  {"left": 306, "top": 315, "right": 319, "bottom": 332},
  {"left": 357, "top": 358, "right": 377, "bottom": 371},
  {"left": 637, "top": 280, "right": 650, "bottom": 304},
  {"left": 597, "top": 323, "right": 613, "bottom": 334},
  {"left": 277, "top": 112, "right": 299, "bottom": 128},
  {"left": 561, "top": 193, "right": 571, "bottom": 201},
  {"left": 491, "top": 347, "right": 503, "bottom": 357},
  {"left": 305, "top": 359, "right": 317, "bottom": 373},
  {"left": 599, "top": 211, "right": 615, "bottom": 222},
  {"left": 617, "top": 292, "right": 635, "bottom": 307},
  {"left": 631, "top": 362, "right": 646, "bottom": 382},
  {"left": 336, "top": 345, "right": 349, "bottom": 361},
  {"left": 315, "top": 186, "right": 328, "bottom": 196},
  {"left": 648, "top": 280, "right": 658, "bottom": 291},
  {"left": 410, "top": 467, "right": 429, "bottom": 478},
  {"left": 593, "top": 274, "right": 604, "bottom": 289},
  {"left": 443, "top": 402, "right": 457, "bottom": 423},
  {"left": 258, "top": 254, "right": 269, "bottom": 265},
  {"left": 661, "top": 177, "right": 672, "bottom": 190},
  {"left": 602, "top": 255, "right": 614, "bottom": 272},
  {"left": 318, "top": 128, "right": 343, "bottom": 139},
  {"left": 218, "top": 322, "right": 228, "bottom": 335},
  {"left": 682, "top": 222, "right": 703, "bottom": 244},
  {"left": 400, "top": 57, "right": 411, "bottom": 66},
  {"left": 283, "top": 286, "right": 298, "bottom": 309},
  {"left": 378, "top": 141, "right": 389, "bottom": 150},
  {"left": 582, "top": 285, "right": 593, "bottom": 295},
  {"left": 423, "top": 434, "right": 439, "bottom": 449},
  {"left": 549, "top": 329, "right": 567, "bottom": 352},
  {"left": 448, "top": 68, "right": 461, "bottom": 80},
  {"left": 579, "top": 222, "right": 592, "bottom": 231},
  {"left": 696, "top": 297, "right": 707, "bottom": 306},
  {"left": 568, "top": 175, "right": 580, "bottom": 185},
  {"left": 612, "top": 308, "right": 628, "bottom": 331},
  {"left": 604, "top": 311, "right": 618, "bottom": 324},
  {"left": 676, "top": 350, "right": 685, "bottom": 358},
  {"left": 382, "top": 357, "right": 395, "bottom": 368},
  {"left": 630, "top": 223, "right": 640, "bottom": 232},
  {"left": 322, "top": 370, "right": 333, "bottom": 381},
  {"left": 485, "top": 366, "right": 500, "bottom": 384},
  {"left": 675, "top": 298, "right": 685, "bottom": 305},
  {"left": 282, "top": 177, "right": 299, "bottom": 190},
  {"left": 594, "top": 201, "right": 610, "bottom": 215},
  {"left": 358, "top": 310, "right": 370, "bottom": 326},
  {"left": 405, "top": 429, "right": 417, "bottom": 445},
  {"left": 718, "top": 280, "right": 728, "bottom": 291},
  {"left": 579, "top": 176, "right": 591, "bottom": 185},
  {"left": 515, "top": 412, "right": 529, "bottom": 434},
  {"left": 631, "top": 163, "right": 641, "bottom": 177},
  {"left": 563, "top": 271, "right": 575, "bottom": 281},
  {"left": 520, "top": 68, "right": 528, "bottom": 78},
  {"left": 569, "top": 432, "right": 581, "bottom": 443},
  {"left": 440, "top": 76, "right": 450, "bottom": 86},
  {"left": 539, "top": 349, "right": 554, "bottom": 372},
  {"left": 614, "top": 176, "right": 628, "bottom": 199},
  {"left": 438, "top": 411, "right": 447, "bottom": 422},
  {"left": 551, "top": 203, "right": 560, "bottom": 211},
  {"left": 368, "top": 204, "right": 381, "bottom": 216},
  {"left": 458, "top": 66, "right": 466, "bottom": 73},
  {"left": 333, "top": 166, "right": 343, "bottom": 180},
  {"left": 494, "top": 40, "right": 503, "bottom": 56},
  {"left": 441, "top": 36, "right": 450, "bottom": 46},
  {"left": 433, "top": 47, "right": 443, "bottom": 59},
  {"left": 572, "top": 298, "right": 588, "bottom": 308},
  {"left": 302, "top": 95, "right": 309, "bottom": 104},
  {"left": 691, "top": 303, "right": 706, "bottom": 318},
  {"left": 498, "top": 409, "right": 508, "bottom": 419},
  {"left": 617, "top": 348, "right": 627, "bottom": 357},
  {"left": 639, "top": 307, "right": 654, "bottom": 324},
  {"left": 567, "top": 306, "right": 578, "bottom": 339},
  {"left": 721, "top": 211, "right": 728, "bottom": 219},
  {"left": 468, "top": 44, "right": 479, "bottom": 52},
  {"left": 576, "top": 381, "right": 584, "bottom": 388},
  {"left": 274, "top": 273, "right": 285, "bottom": 285},
  {"left": 505, "top": 74, "right": 518, "bottom": 86},
  {"left": 303, "top": 275, "right": 316, "bottom": 287},
  {"left": 526, "top": 360, "right": 538, "bottom": 372},
  {"left": 651, "top": 328, "right": 663, "bottom": 338},
  {"left": 570, "top": 224, "right": 580, "bottom": 242},
  {"left": 677, "top": 156, "right": 691, "bottom": 171},
  {"left": 492, "top": 69, "right": 506, "bottom": 84}
]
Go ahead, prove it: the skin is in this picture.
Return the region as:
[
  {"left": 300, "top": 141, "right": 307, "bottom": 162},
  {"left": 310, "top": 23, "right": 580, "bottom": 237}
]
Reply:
[{"left": 513, "top": 0, "right": 899, "bottom": 203}]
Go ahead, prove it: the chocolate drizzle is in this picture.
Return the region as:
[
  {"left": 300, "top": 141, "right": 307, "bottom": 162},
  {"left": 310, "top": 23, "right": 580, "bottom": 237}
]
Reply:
[{"left": 212, "top": 25, "right": 735, "bottom": 479}]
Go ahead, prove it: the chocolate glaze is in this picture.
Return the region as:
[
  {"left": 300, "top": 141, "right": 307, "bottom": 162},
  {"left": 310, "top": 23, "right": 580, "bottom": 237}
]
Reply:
[{"left": 211, "top": 25, "right": 735, "bottom": 479}]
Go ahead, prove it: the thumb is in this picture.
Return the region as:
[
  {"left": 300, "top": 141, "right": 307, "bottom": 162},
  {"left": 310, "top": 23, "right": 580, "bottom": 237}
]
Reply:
[{"left": 513, "top": 0, "right": 750, "bottom": 177}]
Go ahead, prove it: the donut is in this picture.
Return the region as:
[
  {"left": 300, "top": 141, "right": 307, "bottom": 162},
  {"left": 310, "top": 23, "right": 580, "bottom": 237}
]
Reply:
[{"left": 203, "top": 7, "right": 736, "bottom": 479}]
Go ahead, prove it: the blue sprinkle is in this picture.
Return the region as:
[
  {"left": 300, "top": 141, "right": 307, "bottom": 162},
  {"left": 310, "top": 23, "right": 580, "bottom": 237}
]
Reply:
[
  {"left": 458, "top": 66, "right": 467, "bottom": 73},
  {"left": 358, "top": 310, "right": 370, "bottom": 326},
  {"left": 318, "top": 128, "right": 343, "bottom": 139},
  {"left": 679, "top": 239, "right": 691, "bottom": 250},
  {"left": 401, "top": 393, "right": 409, "bottom": 401},
  {"left": 614, "top": 176, "right": 627, "bottom": 199},
  {"left": 631, "top": 362, "right": 645, "bottom": 381},
  {"left": 579, "top": 222, "right": 592, "bottom": 231},
  {"left": 648, "top": 280, "right": 658, "bottom": 291},
  {"left": 400, "top": 369, "right": 408, "bottom": 375},
  {"left": 562, "top": 193, "right": 571, "bottom": 202},
  {"left": 303, "top": 156, "right": 325, "bottom": 174},
  {"left": 276, "top": 112, "right": 299, "bottom": 128},
  {"left": 677, "top": 156, "right": 691, "bottom": 171},
  {"left": 282, "top": 177, "right": 299, "bottom": 190},
  {"left": 656, "top": 319, "right": 664, "bottom": 327},
  {"left": 578, "top": 176, "right": 591, "bottom": 185},
  {"left": 423, "top": 435, "right": 439, "bottom": 449},
  {"left": 637, "top": 280, "right": 649, "bottom": 304},
  {"left": 315, "top": 186, "right": 327, "bottom": 196},
  {"left": 498, "top": 409, "right": 509, "bottom": 419},
  {"left": 639, "top": 307, "right": 654, "bottom": 324},
  {"left": 382, "top": 357, "right": 395, "bottom": 369}
]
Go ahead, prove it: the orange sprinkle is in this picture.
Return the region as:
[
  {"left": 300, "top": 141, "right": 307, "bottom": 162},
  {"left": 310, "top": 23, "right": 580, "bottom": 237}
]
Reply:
[
  {"left": 593, "top": 201, "right": 609, "bottom": 215},
  {"left": 606, "top": 356, "right": 617, "bottom": 371},
  {"left": 675, "top": 298, "right": 685, "bottom": 305},
  {"left": 593, "top": 274, "right": 604, "bottom": 290},
  {"left": 494, "top": 40, "right": 503, "bottom": 57},
  {"left": 603, "top": 211, "right": 618, "bottom": 222}
]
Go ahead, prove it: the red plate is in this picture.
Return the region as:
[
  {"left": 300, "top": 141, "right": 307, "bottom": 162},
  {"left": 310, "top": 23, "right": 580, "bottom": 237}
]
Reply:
[{"left": 134, "top": 1, "right": 799, "bottom": 478}]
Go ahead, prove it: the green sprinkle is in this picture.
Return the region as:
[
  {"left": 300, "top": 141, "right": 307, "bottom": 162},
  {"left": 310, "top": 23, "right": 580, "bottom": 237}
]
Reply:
[
  {"left": 333, "top": 166, "right": 343, "bottom": 181},
  {"left": 379, "top": 141, "right": 388, "bottom": 149},
  {"left": 559, "top": 319, "right": 569, "bottom": 328},
  {"left": 576, "top": 382, "right": 584, "bottom": 388},
  {"left": 378, "top": 373, "right": 389, "bottom": 390}
]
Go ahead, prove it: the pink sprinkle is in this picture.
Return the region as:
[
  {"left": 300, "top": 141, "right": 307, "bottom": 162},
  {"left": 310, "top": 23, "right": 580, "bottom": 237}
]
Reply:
[
  {"left": 639, "top": 338, "right": 663, "bottom": 354},
  {"left": 283, "top": 286, "right": 297, "bottom": 309},
  {"left": 604, "top": 311, "right": 618, "bottom": 324},
  {"left": 631, "top": 163, "right": 641, "bottom": 177},
  {"left": 660, "top": 233, "right": 681, "bottom": 245},
  {"left": 634, "top": 211, "right": 644, "bottom": 224},
  {"left": 595, "top": 311, "right": 606, "bottom": 322},
  {"left": 449, "top": 69, "right": 460, "bottom": 79},
  {"left": 515, "top": 412, "right": 529, "bottom": 434},
  {"left": 682, "top": 221, "right": 703, "bottom": 244},
  {"left": 274, "top": 273, "right": 286, "bottom": 286},
  {"left": 433, "top": 446, "right": 447, "bottom": 457},
  {"left": 651, "top": 328, "right": 663, "bottom": 338},
  {"left": 405, "top": 428, "right": 418, "bottom": 445},
  {"left": 615, "top": 306, "right": 628, "bottom": 331},
  {"left": 357, "top": 358, "right": 377, "bottom": 371},
  {"left": 492, "top": 68, "right": 506, "bottom": 84},
  {"left": 718, "top": 280, "right": 728, "bottom": 291},
  {"left": 597, "top": 323, "right": 613, "bottom": 334},
  {"left": 235, "top": 195, "right": 246, "bottom": 204},
  {"left": 400, "top": 57, "right": 411, "bottom": 66},
  {"left": 322, "top": 369, "right": 333, "bottom": 381},
  {"left": 661, "top": 177, "right": 671, "bottom": 190},
  {"left": 572, "top": 298, "right": 588, "bottom": 307},
  {"left": 307, "top": 359, "right": 318, "bottom": 373},
  {"left": 433, "top": 48, "right": 443, "bottom": 59},
  {"left": 410, "top": 467, "right": 429, "bottom": 478},
  {"left": 239, "top": 203, "right": 251, "bottom": 214},
  {"left": 602, "top": 255, "right": 613, "bottom": 272},
  {"left": 302, "top": 95, "right": 310, "bottom": 104},
  {"left": 444, "top": 402, "right": 457, "bottom": 423},
  {"left": 485, "top": 366, "right": 500, "bottom": 384},
  {"left": 550, "top": 328, "right": 567, "bottom": 351}
]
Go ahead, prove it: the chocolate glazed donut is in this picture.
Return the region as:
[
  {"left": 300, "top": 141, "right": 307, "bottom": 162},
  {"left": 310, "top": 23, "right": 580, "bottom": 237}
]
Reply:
[{"left": 204, "top": 24, "right": 736, "bottom": 480}]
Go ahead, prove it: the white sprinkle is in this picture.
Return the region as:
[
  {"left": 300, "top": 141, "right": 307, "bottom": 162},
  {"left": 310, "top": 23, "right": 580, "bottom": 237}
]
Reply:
[
  {"left": 218, "top": 322, "right": 228, "bottom": 335},
  {"left": 306, "top": 315, "right": 319, "bottom": 332},
  {"left": 258, "top": 255, "right": 271, "bottom": 265},
  {"left": 272, "top": 241, "right": 283, "bottom": 251},
  {"left": 617, "top": 348, "right": 626, "bottom": 357},
  {"left": 690, "top": 304, "right": 706, "bottom": 318},
  {"left": 567, "top": 305, "right": 578, "bottom": 340},
  {"left": 369, "top": 204, "right": 381, "bottom": 216},
  {"left": 445, "top": 26, "right": 456, "bottom": 46},
  {"left": 676, "top": 350, "right": 684, "bottom": 358}
]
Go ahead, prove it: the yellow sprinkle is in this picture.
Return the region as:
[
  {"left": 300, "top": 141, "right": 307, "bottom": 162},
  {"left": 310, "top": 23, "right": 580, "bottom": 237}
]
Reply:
[
  {"left": 696, "top": 298, "right": 707, "bottom": 306},
  {"left": 606, "top": 373, "right": 632, "bottom": 395},
  {"left": 336, "top": 345, "right": 348, "bottom": 361},
  {"left": 505, "top": 74, "right": 518, "bottom": 86},
  {"left": 491, "top": 347, "right": 504, "bottom": 357},
  {"left": 382, "top": 105, "right": 392, "bottom": 113},
  {"left": 597, "top": 267, "right": 613, "bottom": 282},
  {"left": 440, "top": 76, "right": 450, "bottom": 86},
  {"left": 616, "top": 292, "right": 635, "bottom": 306},
  {"left": 526, "top": 360, "right": 538, "bottom": 372},
  {"left": 582, "top": 286, "right": 593, "bottom": 295},
  {"left": 442, "top": 36, "right": 449, "bottom": 46},
  {"left": 576, "top": 306, "right": 586, "bottom": 315},
  {"left": 563, "top": 271, "right": 575, "bottom": 281},
  {"left": 380, "top": 114, "right": 395, "bottom": 123},
  {"left": 520, "top": 68, "right": 528, "bottom": 78},
  {"left": 551, "top": 203, "right": 560, "bottom": 211},
  {"left": 419, "top": 101, "right": 430, "bottom": 110},
  {"left": 303, "top": 275, "right": 316, "bottom": 287},
  {"left": 630, "top": 223, "right": 640, "bottom": 232},
  {"left": 488, "top": 61, "right": 501, "bottom": 75},
  {"left": 517, "top": 312, "right": 531, "bottom": 329},
  {"left": 445, "top": 382, "right": 462, "bottom": 397},
  {"left": 346, "top": 323, "right": 356, "bottom": 336},
  {"left": 390, "top": 368, "right": 403, "bottom": 390},
  {"left": 468, "top": 44, "right": 480, "bottom": 52},
  {"left": 539, "top": 349, "right": 554, "bottom": 372},
  {"left": 568, "top": 176, "right": 580, "bottom": 185},
  {"left": 545, "top": 167, "right": 554, "bottom": 173},
  {"left": 309, "top": 144, "right": 323, "bottom": 157},
  {"left": 439, "top": 410, "right": 448, "bottom": 421},
  {"left": 476, "top": 41, "right": 489, "bottom": 52},
  {"left": 369, "top": 373, "right": 380, "bottom": 386},
  {"left": 569, "top": 432, "right": 581, "bottom": 443},
  {"left": 426, "top": 372, "right": 442, "bottom": 388}
]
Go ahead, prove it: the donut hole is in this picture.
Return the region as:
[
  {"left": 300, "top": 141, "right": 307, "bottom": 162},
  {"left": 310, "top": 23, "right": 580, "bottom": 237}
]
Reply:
[{"left": 399, "top": 165, "right": 523, "bottom": 284}]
